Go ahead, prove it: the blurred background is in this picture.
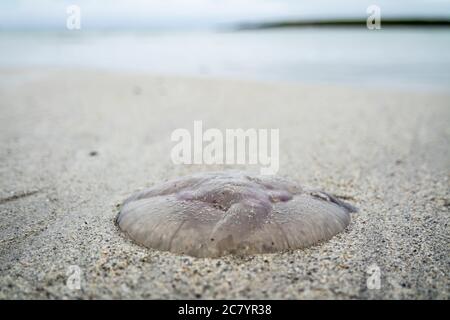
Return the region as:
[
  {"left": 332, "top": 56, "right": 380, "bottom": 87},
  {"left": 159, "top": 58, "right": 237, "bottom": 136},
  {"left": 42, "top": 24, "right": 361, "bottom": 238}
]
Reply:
[{"left": 1, "top": 0, "right": 450, "bottom": 89}]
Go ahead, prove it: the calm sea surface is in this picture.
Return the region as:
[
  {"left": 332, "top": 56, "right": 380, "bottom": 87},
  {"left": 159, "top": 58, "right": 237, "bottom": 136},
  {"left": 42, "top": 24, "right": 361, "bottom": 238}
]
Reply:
[{"left": 1, "top": 28, "right": 450, "bottom": 90}]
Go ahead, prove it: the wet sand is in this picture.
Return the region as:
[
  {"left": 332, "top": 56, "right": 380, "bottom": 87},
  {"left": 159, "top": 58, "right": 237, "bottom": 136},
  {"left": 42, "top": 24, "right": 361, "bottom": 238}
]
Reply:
[{"left": 0, "top": 69, "right": 449, "bottom": 299}]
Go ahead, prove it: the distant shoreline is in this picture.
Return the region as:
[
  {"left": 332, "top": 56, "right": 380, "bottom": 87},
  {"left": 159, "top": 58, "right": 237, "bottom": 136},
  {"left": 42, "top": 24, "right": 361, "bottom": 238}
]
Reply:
[{"left": 234, "top": 18, "right": 450, "bottom": 30}]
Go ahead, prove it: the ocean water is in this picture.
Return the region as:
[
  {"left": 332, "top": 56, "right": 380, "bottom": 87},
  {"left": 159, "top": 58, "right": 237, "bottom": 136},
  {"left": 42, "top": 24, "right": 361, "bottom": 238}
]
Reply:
[{"left": 1, "top": 28, "right": 450, "bottom": 90}]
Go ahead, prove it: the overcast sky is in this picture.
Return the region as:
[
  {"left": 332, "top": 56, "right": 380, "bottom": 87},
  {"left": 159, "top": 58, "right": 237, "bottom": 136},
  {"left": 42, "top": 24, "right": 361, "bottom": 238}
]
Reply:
[{"left": 1, "top": 0, "right": 449, "bottom": 30}]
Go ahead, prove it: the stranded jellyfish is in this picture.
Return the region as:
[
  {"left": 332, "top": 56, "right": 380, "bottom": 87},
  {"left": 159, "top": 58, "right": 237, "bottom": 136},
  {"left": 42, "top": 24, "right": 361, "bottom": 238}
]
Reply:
[{"left": 117, "top": 171, "right": 357, "bottom": 257}]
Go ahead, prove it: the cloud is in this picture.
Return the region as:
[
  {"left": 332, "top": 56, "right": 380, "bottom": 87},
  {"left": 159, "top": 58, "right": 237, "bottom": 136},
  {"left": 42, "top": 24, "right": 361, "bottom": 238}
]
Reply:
[{"left": 1, "top": 0, "right": 449, "bottom": 30}]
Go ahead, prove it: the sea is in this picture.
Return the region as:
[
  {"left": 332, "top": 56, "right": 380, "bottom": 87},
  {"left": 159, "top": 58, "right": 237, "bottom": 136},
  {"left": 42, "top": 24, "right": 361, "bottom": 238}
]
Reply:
[{"left": 1, "top": 27, "right": 450, "bottom": 90}]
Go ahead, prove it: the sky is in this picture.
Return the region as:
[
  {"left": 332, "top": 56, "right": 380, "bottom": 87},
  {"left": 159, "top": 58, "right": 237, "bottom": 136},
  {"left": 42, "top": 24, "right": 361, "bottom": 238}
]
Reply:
[{"left": 1, "top": 0, "right": 450, "bottom": 30}]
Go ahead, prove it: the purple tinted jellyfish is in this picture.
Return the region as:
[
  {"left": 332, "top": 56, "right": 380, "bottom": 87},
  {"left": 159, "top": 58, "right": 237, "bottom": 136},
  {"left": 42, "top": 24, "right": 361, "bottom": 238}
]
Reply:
[{"left": 117, "top": 171, "right": 357, "bottom": 257}]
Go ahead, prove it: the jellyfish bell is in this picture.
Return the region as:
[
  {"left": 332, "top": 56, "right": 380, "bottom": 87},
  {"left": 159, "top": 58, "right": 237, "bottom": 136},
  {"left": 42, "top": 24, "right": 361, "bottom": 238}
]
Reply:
[{"left": 117, "top": 171, "right": 357, "bottom": 258}]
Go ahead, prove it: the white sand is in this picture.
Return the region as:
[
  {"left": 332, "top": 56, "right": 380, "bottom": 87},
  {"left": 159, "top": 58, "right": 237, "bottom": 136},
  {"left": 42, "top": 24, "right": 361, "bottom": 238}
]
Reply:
[{"left": 0, "top": 69, "right": 449, "bottom": 299}]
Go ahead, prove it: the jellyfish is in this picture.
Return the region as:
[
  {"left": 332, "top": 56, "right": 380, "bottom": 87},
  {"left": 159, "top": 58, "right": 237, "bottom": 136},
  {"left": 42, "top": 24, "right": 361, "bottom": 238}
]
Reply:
[{"left": 116, "top": 171, "right": 357, "bottom": 257}]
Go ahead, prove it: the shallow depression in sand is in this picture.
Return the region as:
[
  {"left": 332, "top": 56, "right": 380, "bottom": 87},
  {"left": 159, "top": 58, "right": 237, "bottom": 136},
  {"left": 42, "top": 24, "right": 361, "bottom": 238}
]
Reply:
[{"left": 117, "top": 171, "right": 357, "bottom": 257}]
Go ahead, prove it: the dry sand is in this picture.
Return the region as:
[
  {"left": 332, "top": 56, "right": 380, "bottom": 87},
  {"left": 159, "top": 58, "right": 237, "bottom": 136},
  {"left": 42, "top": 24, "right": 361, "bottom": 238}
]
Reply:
[{"left": 0, "top": 69, "right": 449, "bottom": 299}]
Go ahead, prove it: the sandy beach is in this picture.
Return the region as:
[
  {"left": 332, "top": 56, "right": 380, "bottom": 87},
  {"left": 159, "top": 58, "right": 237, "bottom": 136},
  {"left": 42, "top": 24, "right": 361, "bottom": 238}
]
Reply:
[{"left": 0, "top": 69, "right": 449, "bottom": 299}]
